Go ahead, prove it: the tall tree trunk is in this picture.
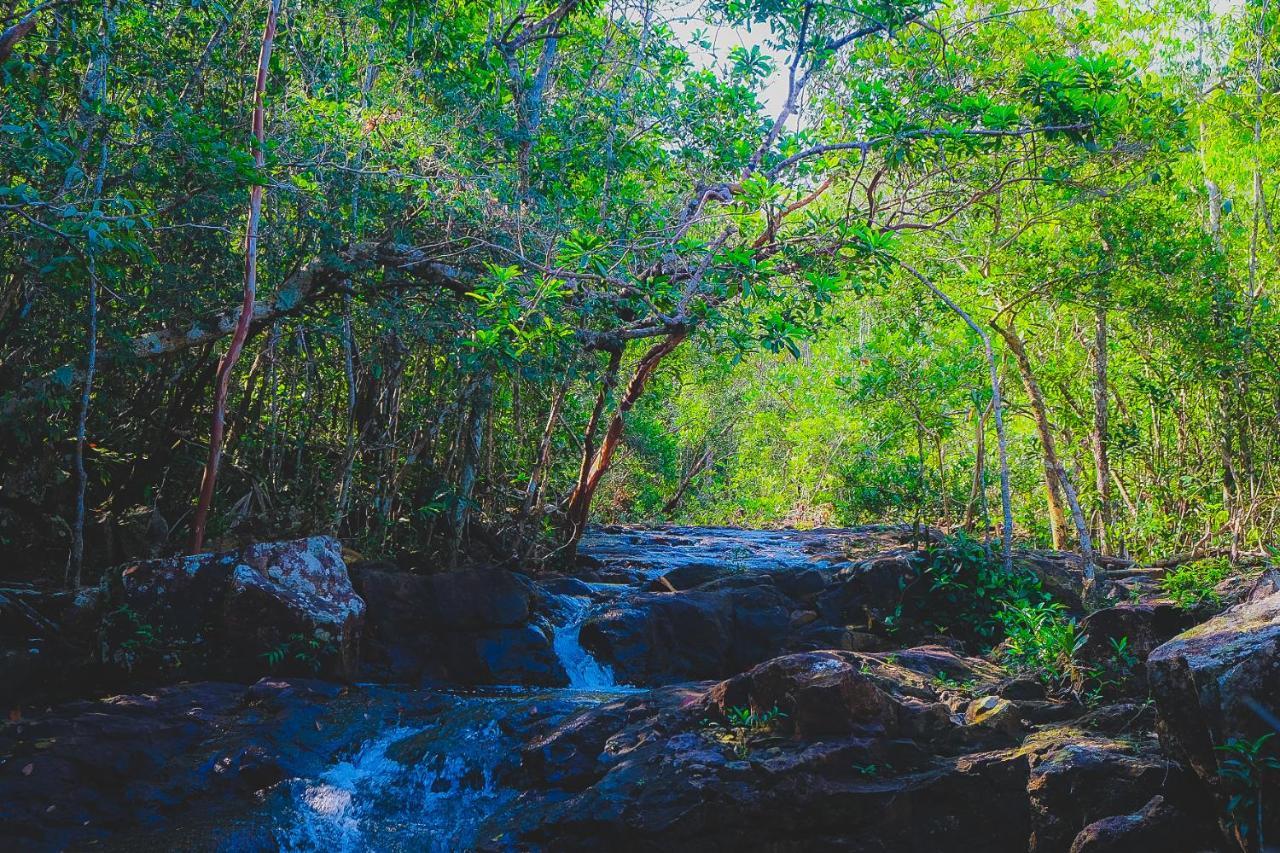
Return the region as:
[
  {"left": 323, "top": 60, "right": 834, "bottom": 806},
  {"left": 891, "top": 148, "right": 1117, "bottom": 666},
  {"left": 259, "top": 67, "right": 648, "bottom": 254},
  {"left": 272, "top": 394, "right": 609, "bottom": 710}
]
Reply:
[
  {"left": 564, "top": 330, "right": 687, "bottom": 545},
  {"left": 188, "top": 0, "right": 282, "bottom": 554},
  {"left": 963, "top": 400, "right": 990, "bottom": 532},
  {"left": 898, "top": 262, "right": 1012, "bottom": 573},
  {"left": 992, "top": 318, "right": 1098, "bottom": 595},
  {"left": 1090, "top": 305, "right": 1113, "bottom": 554},
  {"left": 332, "top": 295, "right": 358, "bottom": 533},
  {"left": 993, "top": 320, "right": 1070, "bottom": 548},
  {"left": 1198, "top": 119, "right": 1241, "bottom": 558},
  {"left": 451, "top": 372, "right": 493, "bottom": 563},
  {"left": 67, "top": 0, "right": 113, "bottom": 587}
]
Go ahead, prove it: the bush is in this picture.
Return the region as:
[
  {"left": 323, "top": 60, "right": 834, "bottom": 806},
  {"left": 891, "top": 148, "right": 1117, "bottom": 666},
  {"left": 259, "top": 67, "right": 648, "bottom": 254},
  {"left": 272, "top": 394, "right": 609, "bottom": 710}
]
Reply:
[
  {"left": 998, "top": 600, "right": 1085, "bottom": 685},
  {"left": 912, "top": 532, "right": 1049, "bottom": 646},
  {"left": 1161, "top": 558, "right": 1233, "bottom": 610}
]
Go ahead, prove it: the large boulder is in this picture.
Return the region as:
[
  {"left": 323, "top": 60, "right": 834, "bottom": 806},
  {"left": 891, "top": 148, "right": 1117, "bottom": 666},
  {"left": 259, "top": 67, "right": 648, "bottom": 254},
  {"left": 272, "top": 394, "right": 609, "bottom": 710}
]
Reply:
[
  {"left": 579, "top": 582, "right": 793, "bottom": 684},
  {"left": 100, "top": 537, "right": 364, "bottom": 680},
  {"left": 351, "top": 564, "right": 565, "bottom": 686},
  {"left": 1, "top": 585, "right": 104, "bottom": 703},
  {"left": 1076, "top": 603, "right": 1195, "bottom": 698},
  {"left": 1069, "top": 795, "right": 1208, "bottom": 853},
  {"left": 1147, "top": 587, "right": 1280, "bottom": 841},
  {"left": 1022, "top": 727, "right": 1191, "bottom": 853}
]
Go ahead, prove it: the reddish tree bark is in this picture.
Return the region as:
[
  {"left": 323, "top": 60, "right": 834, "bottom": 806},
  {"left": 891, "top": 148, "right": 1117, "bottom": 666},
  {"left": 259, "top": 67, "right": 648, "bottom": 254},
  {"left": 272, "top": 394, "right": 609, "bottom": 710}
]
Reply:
[
  {"left": 564, "top": 329, "right": 687, "bottom": 543},
  {"left": 188, "top": 0, "right": 281, "bottom": 554}
]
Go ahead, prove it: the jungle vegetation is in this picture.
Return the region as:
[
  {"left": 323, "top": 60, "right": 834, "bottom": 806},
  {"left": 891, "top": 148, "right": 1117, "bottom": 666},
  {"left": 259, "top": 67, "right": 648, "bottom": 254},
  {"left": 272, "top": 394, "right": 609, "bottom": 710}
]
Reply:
[{"left": 0, "top": 0, "right": 1276, "bottom": 584}]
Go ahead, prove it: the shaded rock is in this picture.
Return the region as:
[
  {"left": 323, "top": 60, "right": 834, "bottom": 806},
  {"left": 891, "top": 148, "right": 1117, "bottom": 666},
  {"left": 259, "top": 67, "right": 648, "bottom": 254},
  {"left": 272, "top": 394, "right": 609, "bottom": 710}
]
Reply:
[
  {"left": 1069, "top": 795, "right": 1205, "bottom": 853},
  {"left": 1077, "top": 603, "right": 1195, "bottom": 697},
  {"left": 351, "top": 565, "right": 565, "bottom": 686},
  {"left": 815, "top": 553, "right": 918, "bottom": 629},
  {"left": 100, "top": 536, "right": 364, "bottom": 681},
  {"left": 0, "top": 586, "right": 104, "bottom": 703},
  {"left": 773, "top": 567, "right": 830, "bottom": 600},
  {"left": 580, "top": 584, "right": 793, "bottom": 684},
  {"left": 1148, "top": 588, "right": 1280, "bottom": 786},
  {"left": 706, "top": 651, "right": 906, "bottom": 739},
  {"left": 1023, "top": 727, "right": 1190, "bottom": 853}
]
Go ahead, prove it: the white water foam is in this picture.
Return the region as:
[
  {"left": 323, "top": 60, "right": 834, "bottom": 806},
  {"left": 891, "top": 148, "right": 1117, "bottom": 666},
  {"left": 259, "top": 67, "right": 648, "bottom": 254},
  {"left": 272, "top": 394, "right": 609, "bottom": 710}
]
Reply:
[
  {"left": 275, "top": 717, "right": 508, "bottom": 852},
  {"left": 551, "top": 596, "right": 624, "bottom": 690}
]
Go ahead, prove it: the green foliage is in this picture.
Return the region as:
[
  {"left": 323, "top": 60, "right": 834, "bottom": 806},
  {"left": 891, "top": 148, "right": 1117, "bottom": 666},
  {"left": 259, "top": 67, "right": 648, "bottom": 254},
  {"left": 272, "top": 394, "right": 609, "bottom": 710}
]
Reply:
[
  {"left": 0, "top": 0, "right": 1276, "bottom": 583},
  {"left": 1161, "top": 559, "right": 1234, "bottom": 610},
  {"left": 1216, "top": 733, "right": 1280, "bottom": 849},
  {"left": 260, "top": 632, "right": 335, "bottom": 675},
  {"left": 700, "top": 705, "right": 788, "bottom": 759},
  {"left": 913, "top": 533, "right": 1048, "bottom": 645},
  {"left": 998, "top": 600, "right": 1085, "bottom": 685}
]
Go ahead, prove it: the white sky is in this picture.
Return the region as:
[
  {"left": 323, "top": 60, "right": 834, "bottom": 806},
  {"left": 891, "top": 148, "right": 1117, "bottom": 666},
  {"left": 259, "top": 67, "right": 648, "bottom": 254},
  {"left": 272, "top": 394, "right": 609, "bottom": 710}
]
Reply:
[{"left": 663, "top": 0, "right": 791, "bottom": 112}]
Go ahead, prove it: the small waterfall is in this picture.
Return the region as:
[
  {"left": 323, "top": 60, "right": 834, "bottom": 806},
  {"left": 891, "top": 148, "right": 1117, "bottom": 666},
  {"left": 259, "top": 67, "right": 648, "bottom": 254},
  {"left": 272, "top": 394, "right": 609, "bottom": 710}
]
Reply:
[
  {"left": 551, "top": 596, "right": 622, "bottom": 690},
  {"left": 273, "top": 709, "right": 513, "bottom": 851}
]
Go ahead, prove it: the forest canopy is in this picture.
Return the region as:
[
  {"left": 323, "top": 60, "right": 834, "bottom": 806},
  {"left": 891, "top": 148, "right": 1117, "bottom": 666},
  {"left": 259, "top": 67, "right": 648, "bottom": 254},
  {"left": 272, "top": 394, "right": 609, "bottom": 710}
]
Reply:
[{"left": 1, "top": 0, "right": 1277, "bottom": 582}]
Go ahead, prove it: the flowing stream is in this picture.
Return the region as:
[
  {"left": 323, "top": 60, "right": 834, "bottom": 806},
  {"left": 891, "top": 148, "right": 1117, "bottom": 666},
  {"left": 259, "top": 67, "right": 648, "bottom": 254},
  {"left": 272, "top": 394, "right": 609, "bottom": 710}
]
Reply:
[{"left": 261, "top": 592, "right": 632, "bottom": 850}]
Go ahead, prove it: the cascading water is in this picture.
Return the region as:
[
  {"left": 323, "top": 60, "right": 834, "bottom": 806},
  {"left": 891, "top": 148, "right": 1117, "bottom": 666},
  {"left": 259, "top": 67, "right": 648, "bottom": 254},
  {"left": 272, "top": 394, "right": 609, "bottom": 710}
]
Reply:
[
  {"left": 551, "top": 596, "right": 622, "bottom": 690},
  {"left": 273, "top": 705, "right": 514, "bottom": 852}
]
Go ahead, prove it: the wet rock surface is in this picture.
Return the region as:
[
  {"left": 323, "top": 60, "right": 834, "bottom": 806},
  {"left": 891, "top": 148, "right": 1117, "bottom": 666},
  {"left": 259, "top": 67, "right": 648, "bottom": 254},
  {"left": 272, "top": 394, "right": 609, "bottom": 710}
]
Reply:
[
  {"left": 3, "top": 525, "right": 1267, "bottom": 850},
  {"left": 99, "top": 536, "right": 365, "bottom": 681}
]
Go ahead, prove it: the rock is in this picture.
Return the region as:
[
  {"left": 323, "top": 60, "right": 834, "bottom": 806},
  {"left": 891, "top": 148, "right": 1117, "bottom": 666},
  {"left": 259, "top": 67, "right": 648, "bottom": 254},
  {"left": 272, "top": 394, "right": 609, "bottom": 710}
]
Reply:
[
  {"left": 704, "top": 651, "right": 952, "bottom": 740},
  {"left": 1076, "top": 603, "right": 1195, "bottom": 697},
  {"left": 965, "top": 696, "right": 1023, "bottom": 737},
  {"left": 815, "top": 553, "right": 918, "bottom": 628},
  {"left": 1, "top": 586, "right": 104, "bottom": 702},
  {"left": 1147, "top": 588, "right": 1280, "bottom": 790},
  {"left": 773, "top": 567, "right": 830, "bottom": 600},
  {"left": 1018, "top": 551, "right": 1117, "bottom": 614},
  {"left": 1023, "top": 728, "right": 1190, "bottom": 853},
  {"left": 100, "top": 536, "right": 364, "bottom": 681},
  {"left": 580, "top": 584, "right": 793, "bottom": 684},
  {"left": 647, "top": 562, "right": 738, "bottom": 591},
  {"left": 351, "top": 565, "right": 565, "bottom": 686},
  {"left": 1069, "top": 795, "right": 1204, "bottom": 853},
  {"left": 0, "top": 681, "right": 248, "bottom": 848}
]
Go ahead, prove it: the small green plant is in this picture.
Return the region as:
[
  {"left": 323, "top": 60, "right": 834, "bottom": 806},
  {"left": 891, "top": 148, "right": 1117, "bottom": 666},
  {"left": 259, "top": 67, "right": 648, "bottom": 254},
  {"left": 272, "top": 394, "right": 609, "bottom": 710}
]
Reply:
[
  {"left": 1109, "top": 635, "right": 1138, "bottom": 672},
  {"left": 852, "top": 762, "right": 885, "bottom": 777},
  {"left": 999, "top": 600, "right": 1085, "bottom": 685},
  {"left": 1161, "top": 558, "right": 1233, "bottom": 610},
  {"left": 931, "top": 672, "right": 976, "bottom": 694},
  {"left": 700, "top": 705, "right": 788, "bottom": 759},
  {"left": 1216, "top": 733, "right": 1280, "bottom": 851},
  {"left": 261, "top": 632, "right": 334, "bottom": 674}
]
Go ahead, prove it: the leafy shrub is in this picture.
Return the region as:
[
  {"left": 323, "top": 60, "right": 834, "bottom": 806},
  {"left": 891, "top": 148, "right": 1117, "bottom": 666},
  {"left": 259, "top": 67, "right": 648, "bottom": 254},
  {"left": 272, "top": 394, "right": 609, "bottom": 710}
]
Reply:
[
  {"left": 261, "top": 632, "right": 335, "bottom": 674},
  {"left": 1216, "top": 733, "right": 1280, "bottom": 850},
  {"left": 1161, "top": 558, "right": 1233, "bottom": 609},
  {"left": 998, "top": 600, "right": 1085, "bottom": 685},
  {"left": 913, "top": 532, "right": 1049, "bottom": 646}
]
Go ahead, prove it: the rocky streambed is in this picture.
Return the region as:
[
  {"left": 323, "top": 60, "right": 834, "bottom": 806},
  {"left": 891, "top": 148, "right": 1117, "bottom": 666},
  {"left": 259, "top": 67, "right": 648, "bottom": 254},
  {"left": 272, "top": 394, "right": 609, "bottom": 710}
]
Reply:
[{"left": 2, "top": 526, "right": 1278, "bottom": 851}]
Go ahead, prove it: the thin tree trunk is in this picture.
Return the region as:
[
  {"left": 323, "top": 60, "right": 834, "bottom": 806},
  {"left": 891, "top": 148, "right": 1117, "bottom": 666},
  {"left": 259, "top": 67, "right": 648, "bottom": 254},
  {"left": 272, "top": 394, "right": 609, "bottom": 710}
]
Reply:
[
  {"left": 451, "top": 372, "right": 493, "bottom": 563},
  {"left": 993, "top": 320, "right": 1071, "bottom": 548},
  {"left": 992, "top": 318, "right": 1098, "bottom": 594},
  {"left": 67, "top": 0, "right": 113, "bottom": 587},
  {"left": 1090, "top": 304, "right": 1112, "bottom": 553},
  {"left": 963, "top": 400, "right": 990, "bottom": 532},
  {"left": 573, "top": 346, "right": 623, "bottom": 509},
  {"left": 664, "top": 445, "right": 714, "bottom": 516},
  {"left": 333, "top": 295, "right": 357, "bottom": 533},
  {"left": 564, "top": 330, "right": 687, "bottom": 544},
  {"left": 898, "top": 262, "right": 1012, "bottom": 573},
  {"left": 188, "top": 0, "right": 282, "bottom": 554}
]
